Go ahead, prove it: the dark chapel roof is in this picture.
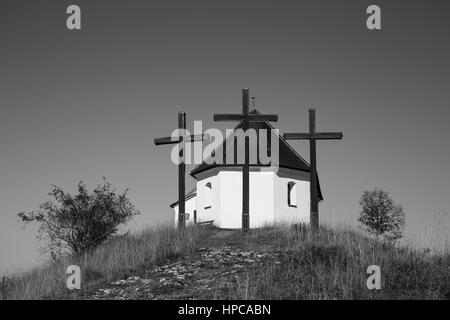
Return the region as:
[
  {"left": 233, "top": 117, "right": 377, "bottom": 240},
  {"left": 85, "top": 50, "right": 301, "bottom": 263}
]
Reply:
[{"left": 188, "top": 109, "right": 323, "bottom": 201}]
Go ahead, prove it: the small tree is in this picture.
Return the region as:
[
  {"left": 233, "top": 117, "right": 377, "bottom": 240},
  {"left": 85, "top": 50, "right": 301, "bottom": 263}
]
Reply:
[
  {"left": 358, "top": 189, "right": 405, "bottom": 242},
  {"left": 18, "top": 178, "right": 140, "bottom": 258}
]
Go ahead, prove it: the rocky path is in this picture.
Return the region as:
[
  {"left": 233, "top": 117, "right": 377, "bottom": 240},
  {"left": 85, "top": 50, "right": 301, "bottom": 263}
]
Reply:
[{"left": 84, "top": 230, "right": 282, "bottom": 300}]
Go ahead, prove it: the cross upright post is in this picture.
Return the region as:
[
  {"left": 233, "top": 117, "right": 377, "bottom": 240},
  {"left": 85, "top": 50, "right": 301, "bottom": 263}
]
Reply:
[
  {"left": 154, "top": 111, "right": 209, "bottom": 229},
  {"left": 214, "top": 88, "right": 278, "bottom": 230},
  {"left": 283, "top": 109, "right": 342, "bottom": 231},
  {"left": 178, "top": 112, "right": 186, "bottom": 229},
  {"left": 242, "top": 89, "right": 250, "bottom": 230}
]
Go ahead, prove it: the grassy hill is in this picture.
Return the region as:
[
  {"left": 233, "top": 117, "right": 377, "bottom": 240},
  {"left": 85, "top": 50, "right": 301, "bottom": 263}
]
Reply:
[{"left": 1, "top": 223, "right": 449, "bottom": 300}]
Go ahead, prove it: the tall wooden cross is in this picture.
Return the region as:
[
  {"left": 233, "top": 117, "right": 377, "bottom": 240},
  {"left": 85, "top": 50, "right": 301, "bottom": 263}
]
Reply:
[
  {"left": 283, "top": 109, "right": 342, "bottom": 231},
  {"left": 214, "top": 88, "right": 278, "bottom": 230},
  {"left": 154, "top": 111, "right": 208, "bottom": 228}
]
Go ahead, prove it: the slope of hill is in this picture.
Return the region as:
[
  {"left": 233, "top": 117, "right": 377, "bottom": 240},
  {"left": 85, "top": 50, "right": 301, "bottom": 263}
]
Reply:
[{"left": 1, "top": 224, "right": 449, "bottom": 300}]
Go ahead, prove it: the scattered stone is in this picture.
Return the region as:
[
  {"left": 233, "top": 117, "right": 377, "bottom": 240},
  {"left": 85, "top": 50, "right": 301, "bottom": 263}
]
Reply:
[{"left": 91, "top": 245, "right": 281, "bottom": 300}]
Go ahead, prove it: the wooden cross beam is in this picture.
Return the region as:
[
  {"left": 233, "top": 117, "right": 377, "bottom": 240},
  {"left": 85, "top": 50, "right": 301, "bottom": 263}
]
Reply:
[
  {"left": 283, "top": 109, "right": 342, "bottom": 231},
  {"left": 154, "top": 111, "right": 208, "bottom": 228},
  {"left": 214, "top": 88, "right": 278, "bottom": 230}
]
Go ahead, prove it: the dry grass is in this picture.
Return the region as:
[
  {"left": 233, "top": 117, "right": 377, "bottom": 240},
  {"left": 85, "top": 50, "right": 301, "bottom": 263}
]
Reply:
[
  {"left": 225, "top": 223, "right": 450, "bottom": 299},
  {"left": 0, "top": 224, "right": 210, "bottom": 300},
  {"left": 2, "top": 222, "right": 449, "bottom": 300}
]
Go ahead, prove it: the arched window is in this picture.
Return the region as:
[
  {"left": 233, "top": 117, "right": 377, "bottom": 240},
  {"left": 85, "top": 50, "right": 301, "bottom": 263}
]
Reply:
[
  {"left": 204, "top": 182, "right": 212, "bottom": 209},
  {"left": 287, "top": 181, "right": 297, "bottom": 207}
]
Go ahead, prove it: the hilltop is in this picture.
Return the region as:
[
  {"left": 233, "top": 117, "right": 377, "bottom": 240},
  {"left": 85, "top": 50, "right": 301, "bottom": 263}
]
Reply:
[{"left": 1, "top": 224, "right": 449, "bottom": 300}]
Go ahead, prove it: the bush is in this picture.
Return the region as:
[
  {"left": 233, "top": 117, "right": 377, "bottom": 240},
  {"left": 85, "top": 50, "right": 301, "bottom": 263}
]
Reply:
[{"left": 18, "top": 178, "right": 140, "bottom": 258}]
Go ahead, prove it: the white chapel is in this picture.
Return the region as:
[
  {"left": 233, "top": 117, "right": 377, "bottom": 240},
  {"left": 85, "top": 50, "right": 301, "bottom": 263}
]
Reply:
[{"left": 170, "top": 109, "right": 323, "bottom": 229}]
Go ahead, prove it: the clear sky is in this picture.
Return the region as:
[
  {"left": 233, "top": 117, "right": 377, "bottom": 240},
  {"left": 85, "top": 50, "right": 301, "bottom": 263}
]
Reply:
[{"left": 1, "top": 0, "right": 450, "bottom": 275}]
